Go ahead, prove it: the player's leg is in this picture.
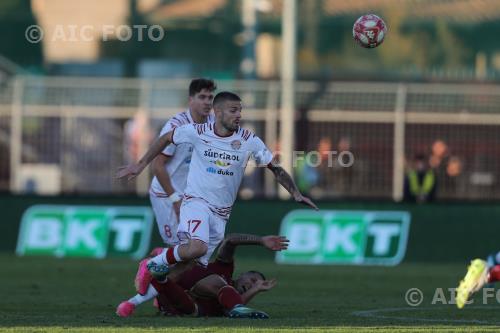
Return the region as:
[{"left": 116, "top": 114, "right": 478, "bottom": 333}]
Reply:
[
  {"left": 488, "top": 264, "right": 500, "bottom": 283},
  {"left": 193, "top": 276, "right": 246, "bottom": 314},
  {"left": 135, "top": 194, "right": 181, "bottom": 294},
  {"left": 456, "top": 258, "right": 489, "bottom": 309},
  {"left": 135, "top": 250, "right": 192, "bottom": 295},
  {"left": 220, "top": 281, "right": 269, "bottom": 319},
  {"left": 198, "top": 218, "right": 267, "bottom": 319},
  {"left": 156, "top": 212, "right": 225, "bottom": 287},
  {"left": 193, "top": 212, "right": 228, "bottom": 267},
  {"left": 227, "top": 304, "right": 269, "bottom": 319},
  {"left": 116, "top": 284, "right": 159, "bottom": 317},
  {"left": 147, "top": 199, "right": 211, "bottom": 278},
  {"left": 153, "top": 279, "right": 198, "bottom": 316},
  {"left": 192, "top": 275, "right": 268, "bottom": 319},
  {"left": 456, "top": 253, "right": 500, "bottom": 309}
]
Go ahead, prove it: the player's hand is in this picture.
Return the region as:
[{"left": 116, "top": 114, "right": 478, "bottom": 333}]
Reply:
[
  {"left": 255, "top": 278, "right": 277, "bottom": 292},
  {"left": 262, "top": 236, "right": 289, "bottom": 251},
  {"left": 173, "top": 200, "right": 182, "bottom": 223},
  {"left": 116, "top": 163, "right": 145, "bottom": 181},
  {"left": 294, "top": 194, "right": 319, "bottom": 210}
]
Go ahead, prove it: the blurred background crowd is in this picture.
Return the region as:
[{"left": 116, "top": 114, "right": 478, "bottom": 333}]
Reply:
[{"left": 1, "top": 0, "right": 500, "bottom": 202}]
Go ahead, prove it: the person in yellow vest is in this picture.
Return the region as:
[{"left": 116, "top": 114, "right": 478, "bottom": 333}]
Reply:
[{"left": 403, "top": 153, "right": 437, "bottom": 203}]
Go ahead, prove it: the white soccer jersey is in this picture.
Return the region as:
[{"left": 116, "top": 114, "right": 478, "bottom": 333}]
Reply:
[
  {"left": 172, "top": 122, "right": 274, "bottom": 213},
  {"left": 150, "top": 110, "right": 215, "bottom": 196}
]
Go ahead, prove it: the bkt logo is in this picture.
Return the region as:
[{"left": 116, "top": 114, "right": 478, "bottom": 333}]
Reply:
[
  {"left": 16, "top": 205, "right": 153, "bottom": 259},
  {"left": 276, "top": 210, "right": 410, "bottom": 266},
  {"left": 206, "top": 167, "right": 234, "bottom": 176}
]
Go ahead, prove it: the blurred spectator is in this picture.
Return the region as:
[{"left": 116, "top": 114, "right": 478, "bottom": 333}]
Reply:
[
  {"left": 124, "top": 110, "right": 152, "bottom": 163},
  {"left": 442, "top": 155, "right": 465, "bottom": 196},
  {"left": 404, "top": 153, "right": 437, "bottom": 203},
  {"left": 315, "top": 136, "right": 332, "bottom": 187},
  {"left": 295, "top": 153, "right": 319, "bottom": 195},
  {"left": 318, "top": 137, "right": 333, "bottom": 162},
  {"left": 428, "top": 139, "right": 468, "bottom": 198},
  {"left": 429, "top": 139, "right": 450, "bottom": 177},
  {"left": 295, "top": 137, "right": 330, "bottom": 197},
  {"left": 447, "top": 156, "right": 462, "bottom": 178}
]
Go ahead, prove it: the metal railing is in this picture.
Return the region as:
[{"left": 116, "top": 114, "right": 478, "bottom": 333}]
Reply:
[{"left": 1, "top": 76, "right": 500, "bottom": 200}]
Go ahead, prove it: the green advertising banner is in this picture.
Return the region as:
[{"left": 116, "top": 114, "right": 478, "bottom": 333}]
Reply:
[
  {"left": 276, "top": 210, "right": 410, "bottom": 266},
  {"left": 16, "top": 205, "right": 153, "bottom": 259}
]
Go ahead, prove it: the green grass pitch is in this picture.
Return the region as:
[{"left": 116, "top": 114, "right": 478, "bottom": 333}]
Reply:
[{"left": 1, "top": 254, "right": 500, "bottom": 332}]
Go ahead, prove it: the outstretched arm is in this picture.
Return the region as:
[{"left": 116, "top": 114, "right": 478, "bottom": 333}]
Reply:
[
  {"left": 116, "top": 130, "right": 175, "bottom": 180},
  {"left": 216, "top": 234, "right": 289, "bottom": 263},
  {"left": 241, "top": 278, "right": 277, "bottom": 305},
  {"left": 267, "top": 159, "right": 318, "bottom": 210}
]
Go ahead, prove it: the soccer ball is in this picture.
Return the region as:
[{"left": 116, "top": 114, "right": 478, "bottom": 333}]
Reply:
[{"left": 352, "top": 14, "right": 387, "bottom": 48}]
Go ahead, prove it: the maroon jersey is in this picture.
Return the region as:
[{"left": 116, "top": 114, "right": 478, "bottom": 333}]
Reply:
[{"left": 177, "top": 259, "right": 234, "bottom": 291}]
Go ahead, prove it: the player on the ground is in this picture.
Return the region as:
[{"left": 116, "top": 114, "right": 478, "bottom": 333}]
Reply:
[
  {"left": 456, "top": 253, "right": 500, "bottom": 309},
  {"left": 116, "top": 233, "right": 288, "bottom": 318},
  {"left": 117, "top": 91, "right": 318, "bottom": 291}
]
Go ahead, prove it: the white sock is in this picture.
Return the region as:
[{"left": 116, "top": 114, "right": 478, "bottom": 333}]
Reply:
[
  {"left": 128, "top": 284, "right": 158, "bottom": 306},
  {"left": 150, "top": 248, "right": 168, "bottom": 266},
  {"left": 173, "top": 245, "right": 182, "bottom": 262}
]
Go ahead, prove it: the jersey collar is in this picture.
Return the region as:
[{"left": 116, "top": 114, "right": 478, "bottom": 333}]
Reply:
[{"left": 187, "top": 108, "right": 215, "bottom": 124}]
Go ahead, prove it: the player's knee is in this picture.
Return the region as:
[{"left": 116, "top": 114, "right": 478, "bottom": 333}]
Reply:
[{"left": 188, "top": 239, "right": 208, "bottom": 259}]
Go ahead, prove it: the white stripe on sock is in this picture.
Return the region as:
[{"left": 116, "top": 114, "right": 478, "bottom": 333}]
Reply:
[
  {"left": 173, "top": 245, "right": 182, "bottom": 262},
  {"left": 128, "top": 284, "right": 158, "bottom": 306}
]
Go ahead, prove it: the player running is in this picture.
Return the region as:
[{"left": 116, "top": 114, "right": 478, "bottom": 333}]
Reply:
[
  {"left": 116, "top": 233, "right": 288, "bottom": 318},
  {"left": 149, "top": 78, "right": 216, "bottom": 246},
  {"left": 117, "top": 91, "right": 318, "bottom": 293}
]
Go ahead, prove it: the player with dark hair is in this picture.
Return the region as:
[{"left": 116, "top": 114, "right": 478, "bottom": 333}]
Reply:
[
  {"left": 149, "top": 78, "right": 216, "bottom": 245},
  {"left": 188, "top": 78, "right": 216, "bottom": 98},
  {"left": 117, "top": 91, "right": 318, "bottom": 293},
  {"left": 141, "top": 78, "right": 216, "bottom": 294},
  {"left": 116, "top": 234, "right": 287, "bottom": 318}
]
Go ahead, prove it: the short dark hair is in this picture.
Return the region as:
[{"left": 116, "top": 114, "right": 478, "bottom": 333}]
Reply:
[
  {"left": 189, "top": 78, "right": 216, "bottom": 96},
  {"left": 213, "top": 91, "right": 241, "bottom": 107},
  {"left": 246, "top": 270, "right": 266, "bottom": 281}
]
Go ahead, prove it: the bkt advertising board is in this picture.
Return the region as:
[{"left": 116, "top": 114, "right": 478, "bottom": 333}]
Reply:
[
  {"left": 16, "top": 205, "right": 153, "bottom": 259},
  {"left": 276, "top": 210, "right": 411, "bottom": 266}
]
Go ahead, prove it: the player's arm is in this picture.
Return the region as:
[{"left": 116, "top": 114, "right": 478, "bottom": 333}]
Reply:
[
  {"left": 240, "top": 278, "right": 277, "bottom": 305},
  {"left": 267, "top": 159, "right": 319, "bottom": 210},
  {"left": 152, "top": 154, "right": 182, "bottom": 217},
  {"left": 116, "top": 130, "right": 175, "bottom": 180},
  {"left": 216, "top": 234, "right": 289, "bottom": 263},
  {"left": 152, "top": 154, "right": 175, "bottom": 194}
]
